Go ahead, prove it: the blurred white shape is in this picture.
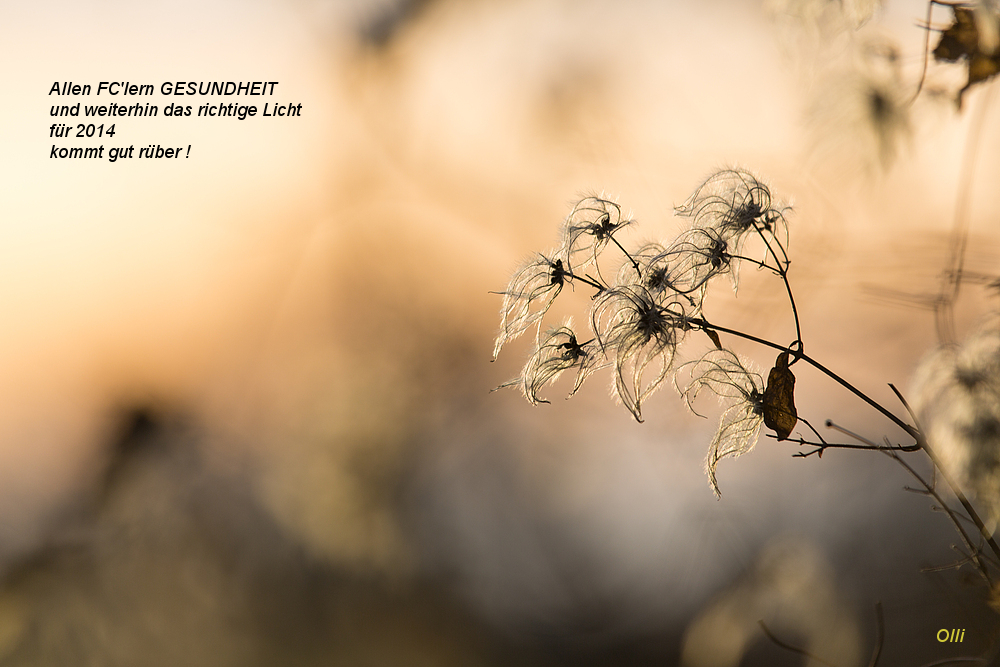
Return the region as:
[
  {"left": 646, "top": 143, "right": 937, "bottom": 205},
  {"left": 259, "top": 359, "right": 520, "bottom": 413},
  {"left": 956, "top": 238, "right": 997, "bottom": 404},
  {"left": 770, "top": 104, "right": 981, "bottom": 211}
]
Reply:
[{"left": 911, "top": 313, "right": 1000, "bottom": 526}]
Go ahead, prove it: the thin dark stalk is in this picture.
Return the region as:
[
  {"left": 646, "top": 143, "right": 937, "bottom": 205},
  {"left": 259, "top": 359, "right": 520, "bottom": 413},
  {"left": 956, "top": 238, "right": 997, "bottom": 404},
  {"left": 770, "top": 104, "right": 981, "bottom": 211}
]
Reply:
[
  {"left": 752, "top": 222, "right": 803, "bottom": 354},
  {"left": 917, "top": 434, "right": 1000, "bottom": 576},
  {"left": 783, "top": 437, "right": 919, "bottom": 458},
  {"left": 567, "top": 270, "right": 605, "bottom": 292},
  {"left": 909, "top": 0, "right": 938, "bottom": 106},
  {"left": 909, "top": 0, "right": 972, "bottom": 106},
  {"left": 728, "top": 252, "right": 781, "bottom": 275},
  {"left": 931, "top": 505, "right": 979, "bottom": 528},
  {"left": 826, "top": 420, "right": 882, "bottom": 447},
  {"left": 867, "top": 602, "right": 884, "bottom": 667},
  {"left": 889, "top": 384, "right": 1000, "bottom": 572},
  {"left": 886, "top": 448, "right": 993, "bottom": 584},
  {"left": 610, "top": 235, "right": 640, "bottom": 275},
  {"left": 920, "top": 546, "right": 979, "bottom": 572},
  {"left": 694, "top": 316, "right": 1000, "bottom": 569},
  {"left": 758, "top": 620, "right": 839, "bottom": 667},
  {"left": 797, "top": 415, "right": 827, "bottom": 444}
]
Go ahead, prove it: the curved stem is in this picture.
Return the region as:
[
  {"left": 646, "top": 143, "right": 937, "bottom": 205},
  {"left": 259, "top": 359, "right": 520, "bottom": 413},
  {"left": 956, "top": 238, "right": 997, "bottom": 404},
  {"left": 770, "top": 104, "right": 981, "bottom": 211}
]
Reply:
[
  {"left": 610, "top": 235, "right": 640, "bottom": 274},
  {"left": 728, "top": 252, "right": 782, "bottom": 275},
  {"left": 691, "top": 316, "right": 1000, "bottom": 571},
  {"left": 758, "top": 620, "right": 839, "bottom": 667},
  {"left": 566, "top": 269, "right": 605, "bottom": 292},
  {"left": 752, "top": 223, "right": 803, "bottom": 350},
  {"left": 908, "top": 0, "right": 937, "bottom": 106}
]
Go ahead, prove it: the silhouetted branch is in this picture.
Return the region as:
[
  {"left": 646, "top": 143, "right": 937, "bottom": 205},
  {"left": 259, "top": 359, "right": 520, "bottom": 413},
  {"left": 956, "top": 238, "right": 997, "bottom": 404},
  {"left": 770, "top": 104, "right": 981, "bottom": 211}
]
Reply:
[
  {"left": 867, "top": 602, "right": 884, "bottom": 667},
  {"left": 758, "top": 620, "right": 839, "bottom": 667}
]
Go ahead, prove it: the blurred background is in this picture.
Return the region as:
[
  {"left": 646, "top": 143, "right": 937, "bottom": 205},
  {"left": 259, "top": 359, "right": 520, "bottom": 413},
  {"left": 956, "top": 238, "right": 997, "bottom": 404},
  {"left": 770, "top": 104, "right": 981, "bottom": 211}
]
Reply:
[{"left": 1, "top": 0, "right": 1000, "bottom": 664}]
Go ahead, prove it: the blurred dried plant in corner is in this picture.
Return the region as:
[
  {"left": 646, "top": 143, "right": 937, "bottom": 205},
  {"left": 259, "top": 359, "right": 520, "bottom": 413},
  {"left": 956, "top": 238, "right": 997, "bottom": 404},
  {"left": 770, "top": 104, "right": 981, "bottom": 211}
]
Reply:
[
  {"left": 931, "top": 0, "right": 1000, "bottom": 107},
  {"left": 911, "top": 313, "right": 1000, "bottom": 527}
]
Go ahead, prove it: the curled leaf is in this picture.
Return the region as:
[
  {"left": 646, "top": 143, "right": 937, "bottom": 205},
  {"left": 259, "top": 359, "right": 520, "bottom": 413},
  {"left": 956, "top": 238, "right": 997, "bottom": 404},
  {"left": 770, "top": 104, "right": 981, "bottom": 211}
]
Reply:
[{"left": 763, "top": 351, "right": 797, "bottom": 440}]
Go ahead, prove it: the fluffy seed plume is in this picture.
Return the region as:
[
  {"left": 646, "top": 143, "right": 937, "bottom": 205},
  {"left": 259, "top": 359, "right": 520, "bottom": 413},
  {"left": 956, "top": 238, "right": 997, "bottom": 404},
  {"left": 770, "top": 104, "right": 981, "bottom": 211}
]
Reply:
[{"left": 676, "top": 349, "right": 767, "bottom": 497}]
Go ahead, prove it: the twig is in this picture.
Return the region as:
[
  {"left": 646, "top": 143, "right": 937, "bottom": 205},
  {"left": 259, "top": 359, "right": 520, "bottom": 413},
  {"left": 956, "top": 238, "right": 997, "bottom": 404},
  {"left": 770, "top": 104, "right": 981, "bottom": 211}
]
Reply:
[
  {"left": 749, "top": 220, "right": 803, "bottom": 360},
  {"left": 886, "top": 448, "right": 994, "bottom": 584},
  {"left": 889, "top": 384, "right": 1000, "bottom": 575},
  {"left": 781, "top": 436, "right": 919, "bottom": 458},
  {"left": 920, "top": 545, "right": 980, "bottom": 573},
  {"left": 757, "top": 620, "right": 840, "bottom": 667},
  {"left": 825, "top": 421, "right": 882, "bottom": 448},
  {"left": 867, "top": 602, "right": 885, "bottom": 667}
]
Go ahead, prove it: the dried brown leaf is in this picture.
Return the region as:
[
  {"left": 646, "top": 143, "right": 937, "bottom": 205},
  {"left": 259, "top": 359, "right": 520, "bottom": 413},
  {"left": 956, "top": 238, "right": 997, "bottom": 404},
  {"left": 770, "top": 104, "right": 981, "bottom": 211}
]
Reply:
[{"left": 763, "top": 351, "right": 797, "bottom": 440}]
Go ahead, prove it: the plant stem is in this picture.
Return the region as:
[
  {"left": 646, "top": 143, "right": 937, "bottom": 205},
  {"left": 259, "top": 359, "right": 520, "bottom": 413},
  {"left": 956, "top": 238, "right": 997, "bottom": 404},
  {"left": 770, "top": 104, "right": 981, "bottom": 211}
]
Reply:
[
  {"left": 752, "top": 223, "right": 803, "bottom": 350},
  {"left": 690, "top": 317, "right": 915, "bottom": 436},
  {"left": 888, "top": 384, "right": 1000, "bottom": 569}
]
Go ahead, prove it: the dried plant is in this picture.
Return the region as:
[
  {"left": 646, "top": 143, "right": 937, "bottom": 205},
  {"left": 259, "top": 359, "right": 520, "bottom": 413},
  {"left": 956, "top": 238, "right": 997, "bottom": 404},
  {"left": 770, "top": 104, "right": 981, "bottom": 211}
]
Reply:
[
  {"left": 489, "top": 2, "right": 1000, "bottom": 662},
  {"left": 495, "top": 319, "right": 604, "bottom": 405},
  {"left": 491, "top": 158, "right": 1000, "bottom": 660},
  {"left": 493, "top": 168, "right": 799, "bottom": 483},
  {"left": 675, "top": 349, "right": 766, "bottom": 496}
]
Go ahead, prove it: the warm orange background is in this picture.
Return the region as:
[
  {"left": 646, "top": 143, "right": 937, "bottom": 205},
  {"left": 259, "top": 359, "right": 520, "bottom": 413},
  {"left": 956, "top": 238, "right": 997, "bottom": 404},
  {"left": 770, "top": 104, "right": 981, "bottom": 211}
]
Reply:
[{"left": 1, "top": 0, "right": 998, "bottom": 664}]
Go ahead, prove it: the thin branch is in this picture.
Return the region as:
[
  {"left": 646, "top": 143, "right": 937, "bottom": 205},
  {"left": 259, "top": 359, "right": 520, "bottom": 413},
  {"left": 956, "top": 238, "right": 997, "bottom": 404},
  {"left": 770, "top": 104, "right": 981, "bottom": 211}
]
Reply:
[
  {"left": 691, "top": 318, "right": 917, "bottom": 437},
  {"left": 931, "top": 505, "right": 979, "bottom": 528},
  {"left": 728, "top": 252, "right": 782, "bottom": 275},
  {"left": 568, "top": 270, "right": 606, "bottom": 293},
  {"left": 609, "top": 234, "right": 640, "bottom": 275},
  {"left": 867, "top": 602, "right": 885, "bottom": 667},
  {"left": 886, "top": 448, "right": 994, "bottom": 584},
  {"left": 798, "top": 415, "right": 828, "bottom": 445},
  {"left": 825, "top": 421, "right": 883, "bottom": 448},
  {"left": 889, "top": 384, "right": 1000, "bottom": 574},
  {"left": 920, "top": 545, "right": 980, "bottom": 573},
  {"left": 758, "top": 620, "right": 840, "bottom": 667},
  {"left": 908, "top": 1, "right": 975, "bottom": 106},
  {"left": 778, "top": 435, "right": 918, "bottom": 458},
  {"left": 909, "top": 0, "right": 941, "bottom": 105},
  {"left": 751, "top": 221, "right": 803, "bottom": 355}
]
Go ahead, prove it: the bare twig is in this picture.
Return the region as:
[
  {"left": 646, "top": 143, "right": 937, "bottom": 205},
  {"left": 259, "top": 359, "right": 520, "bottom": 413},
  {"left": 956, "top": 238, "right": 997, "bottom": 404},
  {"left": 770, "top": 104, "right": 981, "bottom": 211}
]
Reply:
[
  {"left": 886, "top": 448, "right": 995, "bottom": 584},
  {"left": 889, "top": 384, "right": 1000, "bottom": 574},
  {"left": 758, "top": 620, "right": 839, "bottom": 667},
  {"left": 920, "top": 545, "right": 981, "bottom": 573},
  {"left": 867, "top": 602, "right": 885, "bottom": 667}
]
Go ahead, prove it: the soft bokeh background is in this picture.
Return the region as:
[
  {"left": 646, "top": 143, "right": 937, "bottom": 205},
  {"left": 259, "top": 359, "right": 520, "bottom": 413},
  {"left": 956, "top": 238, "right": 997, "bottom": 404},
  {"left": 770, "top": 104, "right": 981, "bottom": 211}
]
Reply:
[{"left": 1, "top": 0, "right": 999, "bottom": 664}]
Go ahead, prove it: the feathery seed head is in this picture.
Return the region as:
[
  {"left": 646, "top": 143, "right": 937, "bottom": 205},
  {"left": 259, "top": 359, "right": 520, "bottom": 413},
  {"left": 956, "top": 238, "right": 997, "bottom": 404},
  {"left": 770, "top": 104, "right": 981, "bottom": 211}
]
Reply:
[
  {"left": 560, "top": 195, "right": 634, "bottom": 274},
  {"left": 496, "top": 319, "right": 605, "bottom": 405},
  {"left": 492, "top": 252, "right": 568, "bottom": 361},
  {"left": 676, "top": 349, "right": 767, "bottom": 497}
]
